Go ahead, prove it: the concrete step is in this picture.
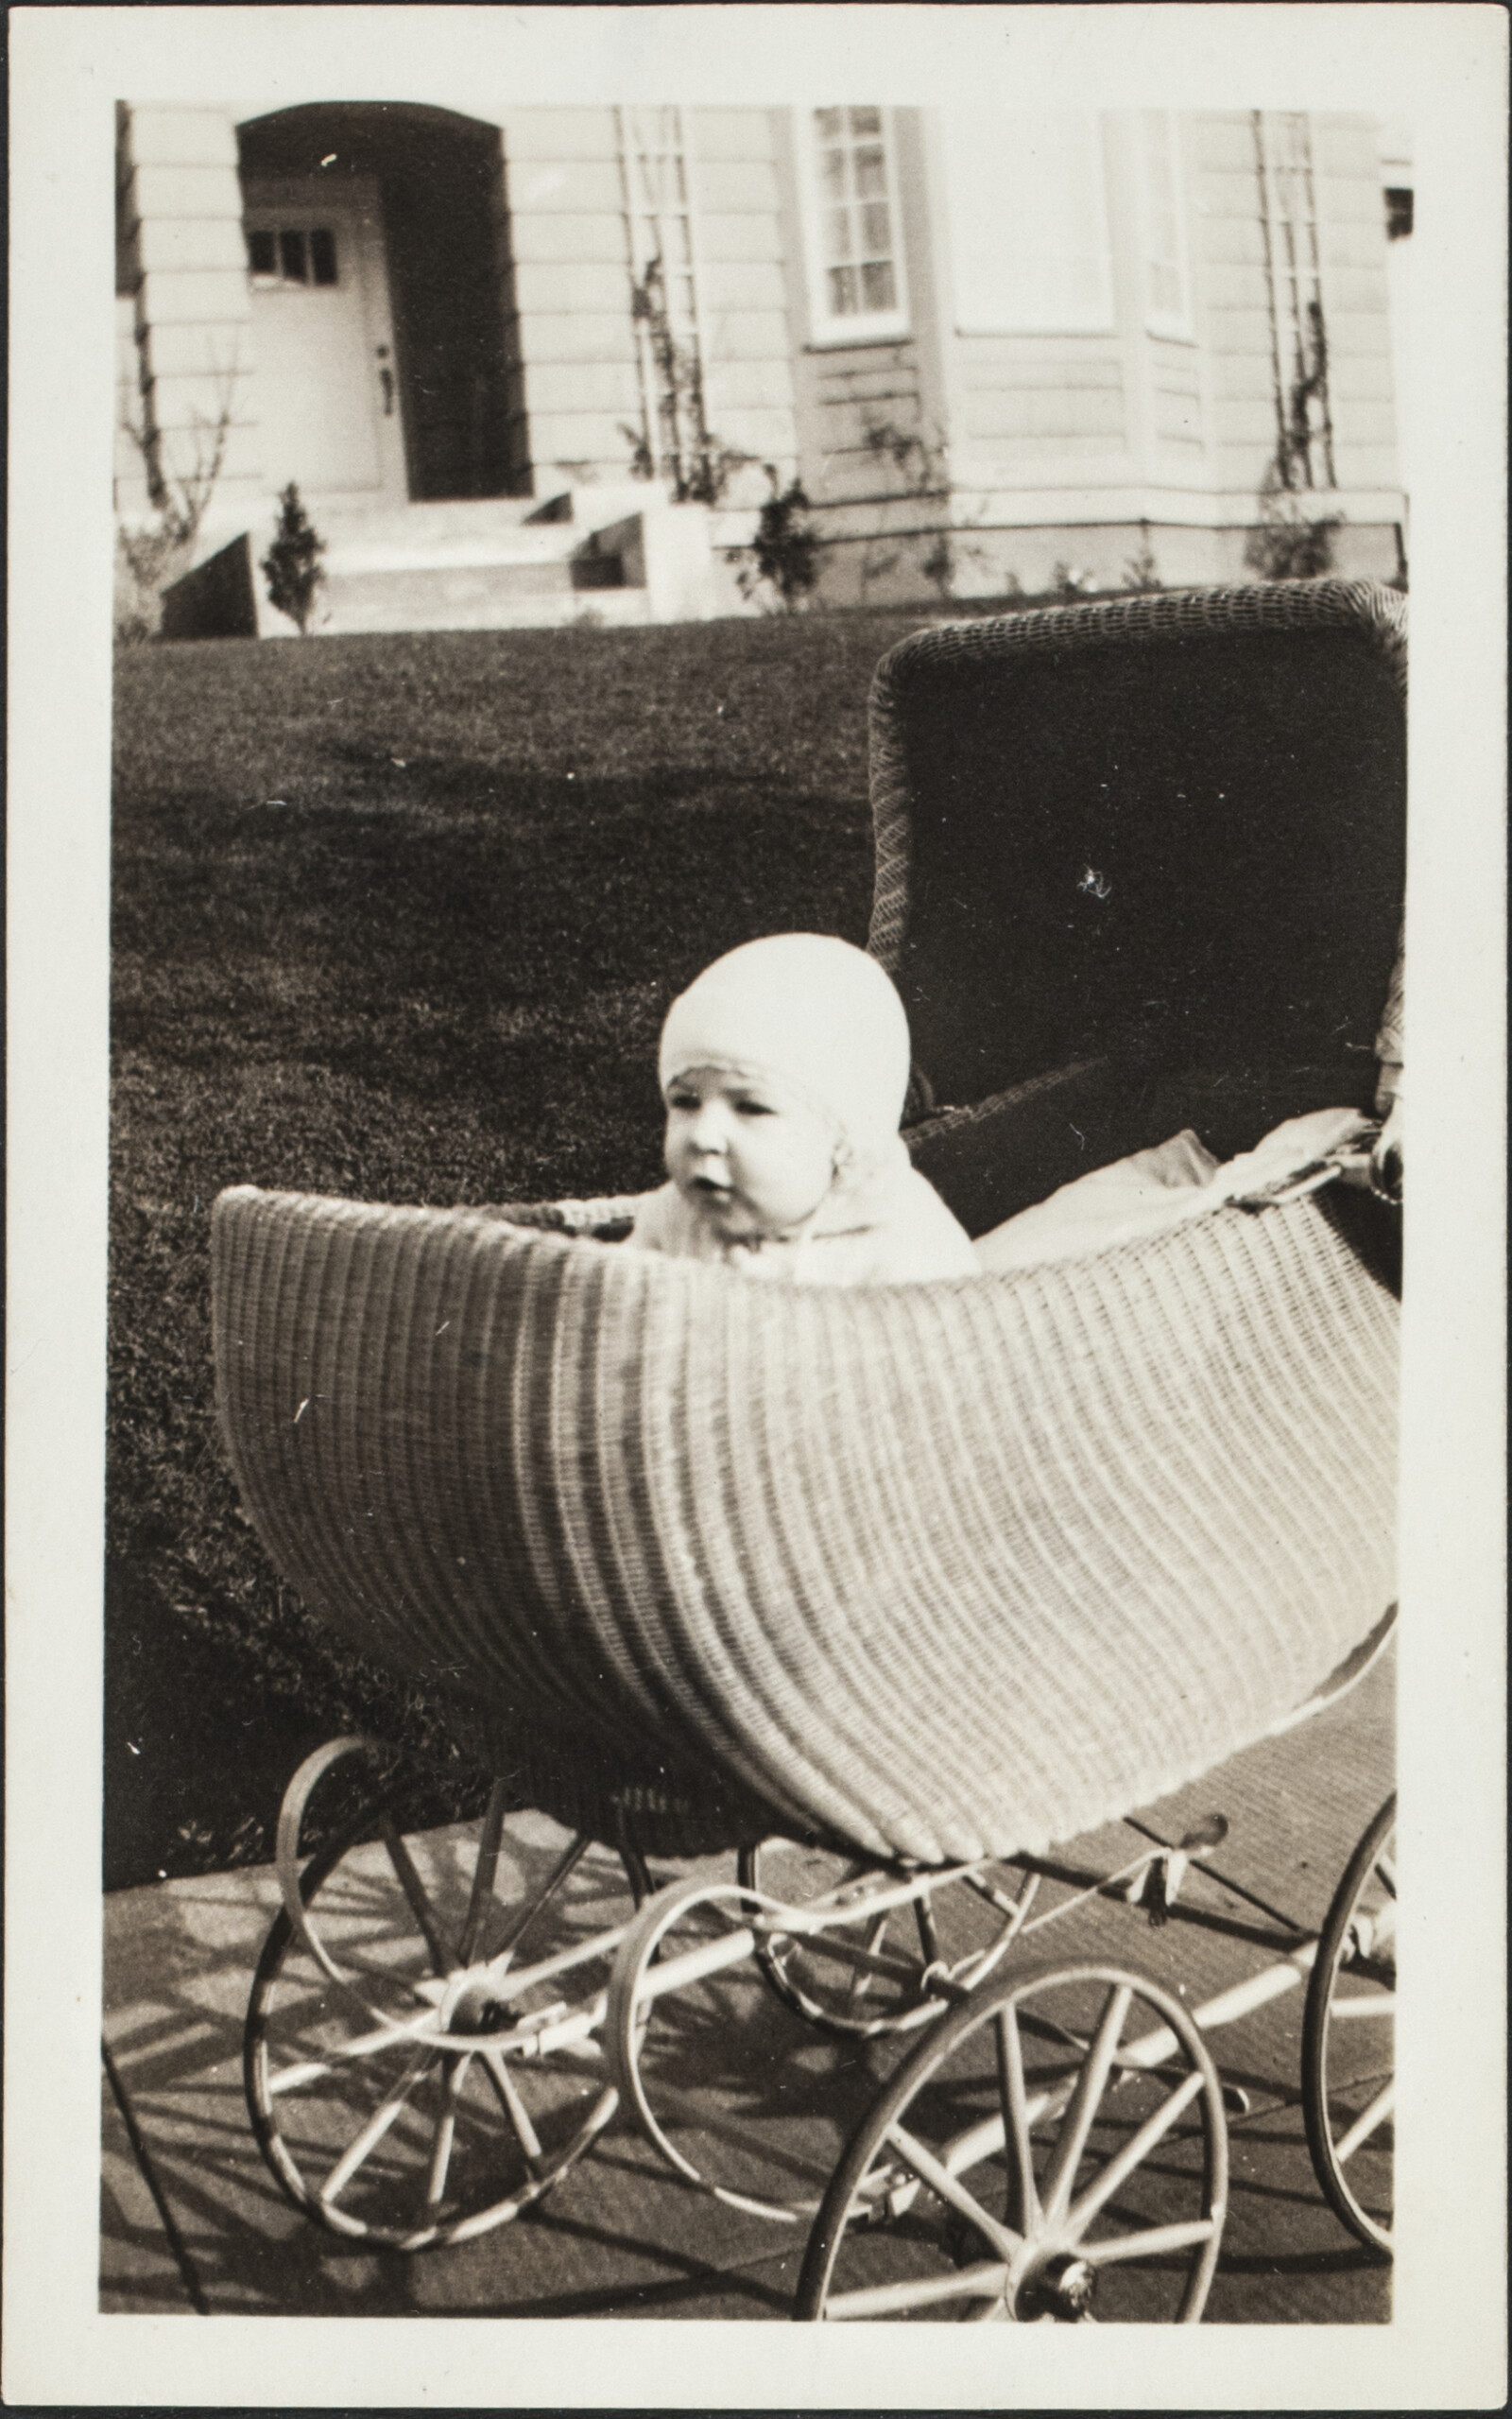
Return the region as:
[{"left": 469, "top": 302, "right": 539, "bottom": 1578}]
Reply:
[
  {"left": 163, "top": 483, "right": 711, "bottom": 640},
  {"left": 325, "top": 525, "right": 586, "bottom": 575},
  {"left": 318, "top": 570, "right": 652, "bottom": 635},
  {"left": 303, "top": 494, "right": 558, "bottom": 548},
  {"left": 304, "top": 483, "right": 671, "bottom": 553}
]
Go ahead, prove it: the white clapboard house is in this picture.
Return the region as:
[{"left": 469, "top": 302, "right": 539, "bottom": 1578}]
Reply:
[{"left": 113, "top": 99, "right": 1411, "bottom": 634}]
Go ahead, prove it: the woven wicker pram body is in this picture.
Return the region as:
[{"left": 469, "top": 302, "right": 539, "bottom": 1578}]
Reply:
[{"left": 213, "top": 579, "right": 1402, "bottom": 1869}]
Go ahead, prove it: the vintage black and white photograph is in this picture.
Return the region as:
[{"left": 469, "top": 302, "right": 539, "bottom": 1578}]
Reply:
[{"left": 7, "top": 4, "right": 1505, "bottom": 2408}]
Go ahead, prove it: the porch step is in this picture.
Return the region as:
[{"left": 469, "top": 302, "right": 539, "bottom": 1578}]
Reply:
[
  {"left": 160, "top": 479, "right": 735, "bottom": 639},
  {"left": 317, "top": 569, "right": 652, "bottom": 635},
  {"left": 301, "top": 484, "right": 666, "bottom": 553},
  {"left": 163, "top": 500, "right": 654, "bottom": 640},
  {"left": 324, "top": 526, "right": 587, "bottom": 577},
  {"left": 307, "top": 496, "right": 556, "bottom": 552}
]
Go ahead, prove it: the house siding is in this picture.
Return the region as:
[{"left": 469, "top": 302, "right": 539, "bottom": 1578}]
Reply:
[
  {"left": 686, "top": 107, "right": 797, "bottom": 480},
  {"left": 1311, "top": 116, "right": 1400, "bottom": 491},
  {"left": 118, "top": 106, "right": 262, "bottom": 513},
  {"left": 1186, "top": 108, "right": 1398, "bottom": 506},
  {"left": 497, "top": 107, "right": 641, "bottom": 488},
  {"left": 936, "top": 115, "right": 1136, "bottom": 500},
  {"left": 489, "top": 104, "right": 799, "bottom": 492}
]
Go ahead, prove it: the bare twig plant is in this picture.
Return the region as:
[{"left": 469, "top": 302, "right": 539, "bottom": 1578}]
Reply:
[
  {"left": 117, "top": 365, "right": 238, "bottom": 640},
  {"left": 860, "top": 418, "right": 987, "bottom": 607},
  {"left": 1245, "top": 297, "right": 1345, "bottom": 580},
  {"left": 627, "top": 257, "right": 747, "bottom": 507}
]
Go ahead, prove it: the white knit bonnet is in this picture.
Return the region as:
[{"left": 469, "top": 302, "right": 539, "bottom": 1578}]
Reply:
[{"left": 658, "top": 933, "right": 913, "bottom": 1167}]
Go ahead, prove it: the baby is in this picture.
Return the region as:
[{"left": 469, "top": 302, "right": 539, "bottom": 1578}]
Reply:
[{"left": 628, "top": 933, "right": 978, "bottom": 1284}]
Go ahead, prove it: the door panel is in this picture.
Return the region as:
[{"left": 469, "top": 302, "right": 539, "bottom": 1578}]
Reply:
[{"left": 243, "top": 180, "right": 406, "bottom": 501}]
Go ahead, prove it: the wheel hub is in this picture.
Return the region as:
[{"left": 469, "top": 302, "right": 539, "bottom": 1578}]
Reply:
[
  {"left": 1017, "top": 2250, "right": 1097, "bottom": 2322},
  {"left": 440, "top": 1969, "right": 513, "bottom": 2037}
]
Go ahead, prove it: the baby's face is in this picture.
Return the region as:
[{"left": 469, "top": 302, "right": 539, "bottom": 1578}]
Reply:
[{"left": 664, "top": 1064, "right": 838, "bottom": 1242}]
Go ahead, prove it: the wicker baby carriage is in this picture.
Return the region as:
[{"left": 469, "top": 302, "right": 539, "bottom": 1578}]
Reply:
[{"left": 213, "top": 577, "right": 1402, "bottom": 2308}]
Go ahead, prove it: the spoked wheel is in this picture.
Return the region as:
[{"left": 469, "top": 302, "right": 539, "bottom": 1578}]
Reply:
[
  {"left": 604, "top": 1875, "right": 872, "bottom": 2224},
  {"left": 1302, "top": 1792, "right": 1395, "bottom": 2256},
  {"left": 737, "top": 1839, "right": 1039, "bottom": 2038},
  {"left": 245, "top": 1741, "right": 620, "bottom": 2249},
  {"left": 797, "top": 1961, "right": 1228, "bottom": 2322}
]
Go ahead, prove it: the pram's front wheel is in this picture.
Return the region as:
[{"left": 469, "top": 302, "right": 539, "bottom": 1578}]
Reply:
[
  {"left": 1301, "top": 1793, "right": 1395, "bottom": 2256},
  {"left": 796, "top": 1962, "right": 1228, "bottom": 2322},
  {"left": 738, "top": 1840, "right": 1038, "bottom": 2037},
  {"left": 244, "top": 1746, "right": 617, "bottom": 2249}
]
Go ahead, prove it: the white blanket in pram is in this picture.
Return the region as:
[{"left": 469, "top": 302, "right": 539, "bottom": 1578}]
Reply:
[{"left": 977, "top": 1107, "right": 1375, "bottom": 1273}]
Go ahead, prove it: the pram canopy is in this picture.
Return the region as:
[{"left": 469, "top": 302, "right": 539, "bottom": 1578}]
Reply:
[
  {"left": 884, "top": 579, "right": 1405, "bottom": 1230},
  {"left": 212, "top": 579, "right": 1402, "bottom": 1868}
]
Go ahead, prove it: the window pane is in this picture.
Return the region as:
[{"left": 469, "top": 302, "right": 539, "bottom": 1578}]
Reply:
[
  {"left": 248, "top": 229, "right": 276, "bottom": 277},
  {"left": 810, "top": 106, "right": 902, "bottom": 327},
  {"left": 860, "top": 259, "right": 896, "bottom": 311},
  {"left": 309, "top": 228, "right": 337, "bottom": 285},
  {"left": 860, "top": 200, "right": 891, "bottom": 254},
  {"left": 278, "top": 229, "right": 307, "bottom": 283},
  {"left": 1149, "top": 261, "right": 1181, "bottom": 314}
]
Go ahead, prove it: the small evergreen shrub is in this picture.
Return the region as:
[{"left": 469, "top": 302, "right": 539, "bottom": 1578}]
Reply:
[
  {"left": 262, "top": 483, "right": 326, "bottom": 634},
  {"left": 740, "top": 468, "right": 819, "bottom": 613}
]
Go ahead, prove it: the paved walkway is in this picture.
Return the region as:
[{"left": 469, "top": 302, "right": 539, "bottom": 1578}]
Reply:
[{"left": 101, "top": 1651, "right": 1392, "bottom": 2323}]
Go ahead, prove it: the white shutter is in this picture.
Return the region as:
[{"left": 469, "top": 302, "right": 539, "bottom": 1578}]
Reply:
[
  {"left": 1140, "top": 112, "right": 1193, "bottom": 338},
  {"left": 943, "top": 110, "right": 1114, "bottom": 335}
]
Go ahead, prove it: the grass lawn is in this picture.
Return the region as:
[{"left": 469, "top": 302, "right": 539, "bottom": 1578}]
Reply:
[{"left": 109, "top": 606, "right": 968, "bottom": 1888}]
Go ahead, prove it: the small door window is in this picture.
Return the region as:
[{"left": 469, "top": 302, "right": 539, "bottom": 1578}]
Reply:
[{"left": 247, "top": 226, "right": 339, "bottom": 287}]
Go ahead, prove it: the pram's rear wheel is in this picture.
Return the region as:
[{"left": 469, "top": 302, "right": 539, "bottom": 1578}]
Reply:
[
  {"left": 1301, "top": 1793, "right": 1395, "bottom": 2256},
  {"left": 738, "top": 1840, "right": 1038, "bottom": 2037},
  {"left": 245, "top": 1750, "right": 617, "bottom": 2249},
  {"left": 796, "top": 1961, "right": 1228, "bottom": 2322}
]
